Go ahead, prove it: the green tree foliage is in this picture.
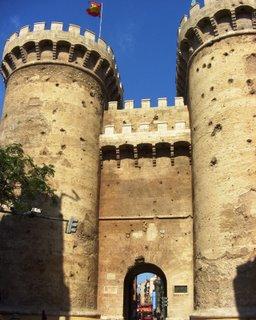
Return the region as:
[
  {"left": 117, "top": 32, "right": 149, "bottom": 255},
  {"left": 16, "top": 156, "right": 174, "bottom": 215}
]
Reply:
[{"left": 0, "top": 144, "right": 55, "bottom": 211}]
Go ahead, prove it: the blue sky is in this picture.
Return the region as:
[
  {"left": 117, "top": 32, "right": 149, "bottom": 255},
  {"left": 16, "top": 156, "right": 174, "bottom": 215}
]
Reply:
[
  {"left": 137, "top": 272, "right": 154, "bottom": 286},
  {"left": 0, "top": 0, "right": 204, "bottom": 112}
]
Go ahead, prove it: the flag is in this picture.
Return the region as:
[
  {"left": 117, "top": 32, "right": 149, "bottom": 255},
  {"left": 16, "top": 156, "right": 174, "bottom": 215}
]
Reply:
[{"left": 86, "top": 1, "right": 102, "bottom": 17}]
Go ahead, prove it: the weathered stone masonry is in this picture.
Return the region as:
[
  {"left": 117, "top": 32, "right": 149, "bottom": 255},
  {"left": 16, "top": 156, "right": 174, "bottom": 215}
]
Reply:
[
  {"left": 0, "top": 22, "right": 122, "bottom": 318},
  {"left": 177, "top": 0, "right": 256, "bottom": 318},
  {"left": 0, "top": 0, "right": 256, "bottom": 320}
]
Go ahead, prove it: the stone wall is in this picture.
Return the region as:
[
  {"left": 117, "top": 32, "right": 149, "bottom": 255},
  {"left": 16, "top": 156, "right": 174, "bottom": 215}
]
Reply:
[{"left": 98, "top": 100, "right": 193, "bottom": 320}]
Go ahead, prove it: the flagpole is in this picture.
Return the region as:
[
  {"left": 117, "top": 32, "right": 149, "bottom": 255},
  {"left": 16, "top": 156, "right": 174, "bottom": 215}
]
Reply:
[{"left": 99, "top": 2, "right": 103, "bottom": 38}]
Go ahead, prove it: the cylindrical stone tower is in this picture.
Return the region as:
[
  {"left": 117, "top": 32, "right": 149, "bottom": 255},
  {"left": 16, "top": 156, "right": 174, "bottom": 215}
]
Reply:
[
  {"left": 177, "top": 0, "right": 256, "bottom": 319},
  {"left": 0, "top": 22, "right": 122, "bottom": 318}
]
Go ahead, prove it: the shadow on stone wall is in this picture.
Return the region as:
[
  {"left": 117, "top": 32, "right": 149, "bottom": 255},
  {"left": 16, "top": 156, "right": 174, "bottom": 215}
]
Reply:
[
  {"left": 233, "top": 257, "right": 256, "bottom": 317},
  {"left": 0, "top": 194, "right": 70, "bottom": 316}
]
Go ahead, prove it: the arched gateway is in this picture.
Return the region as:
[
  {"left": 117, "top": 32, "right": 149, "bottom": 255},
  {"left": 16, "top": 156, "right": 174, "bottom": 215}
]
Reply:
[{"left": 123, "top": 260, "right": 167, "bottom": 320}]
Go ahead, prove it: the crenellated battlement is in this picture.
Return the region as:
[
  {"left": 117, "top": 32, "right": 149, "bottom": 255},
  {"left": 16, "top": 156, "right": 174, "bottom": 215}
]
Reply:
[
  {"left": 101, "top": 96, "right": 191, "bottom": 164},
  {"left": 106, "top": 96, "right": 185, "bottom": 110},
  {"left": 176, "top": 0, "right": 256, "bottom": 98},
  {"left": 1, "top": 22, "right": 123, "bottom": 101}
]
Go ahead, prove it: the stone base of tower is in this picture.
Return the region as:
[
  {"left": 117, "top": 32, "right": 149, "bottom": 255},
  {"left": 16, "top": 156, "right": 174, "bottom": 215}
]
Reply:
[{"left": 191, "top": 308, "right": 256, "bottom": 320}]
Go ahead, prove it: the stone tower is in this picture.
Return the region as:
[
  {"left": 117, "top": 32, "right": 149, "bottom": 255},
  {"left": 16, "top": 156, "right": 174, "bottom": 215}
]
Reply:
[
  {"left": 177, "top": 0, "right": 256, "bottom": 319},
  {"left": 0, "top": 22, "right": 122, "bottom": 318}
]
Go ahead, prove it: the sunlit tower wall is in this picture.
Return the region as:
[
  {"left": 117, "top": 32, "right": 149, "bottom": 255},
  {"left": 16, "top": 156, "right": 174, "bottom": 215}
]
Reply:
[
  {"left": 0, "top": 22, "right": 122, "bottom": 318},
  {"left": 177, "top": 0, "right": 256, "bottom": 319}
]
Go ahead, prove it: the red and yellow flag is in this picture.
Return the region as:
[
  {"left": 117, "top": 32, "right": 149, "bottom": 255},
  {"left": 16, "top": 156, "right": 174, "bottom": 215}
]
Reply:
[{"left": 86, "top": 1, "right": 102, "bottom": 17}]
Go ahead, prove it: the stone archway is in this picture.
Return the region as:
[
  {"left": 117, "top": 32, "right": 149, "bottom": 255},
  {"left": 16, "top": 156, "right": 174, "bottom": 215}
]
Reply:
[{"left": 123, "top": 259, "right": 167, "bottom": 320}]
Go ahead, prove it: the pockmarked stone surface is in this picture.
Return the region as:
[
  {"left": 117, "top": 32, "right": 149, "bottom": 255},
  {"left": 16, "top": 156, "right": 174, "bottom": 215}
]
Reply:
[
  {"left": 177, "top": 0, "right": 256, "bottom": 318},
  {"left": 0, "top": 21, "right": 122, "bottom": 316},
  {"left": 0, "top": 0, "right": 256, "bottom": 320}
]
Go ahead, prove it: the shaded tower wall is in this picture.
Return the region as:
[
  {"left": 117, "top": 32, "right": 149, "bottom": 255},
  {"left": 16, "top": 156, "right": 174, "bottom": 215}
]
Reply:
[
  {"left": 98, "top": 98, "right": 194, "bottom": 320},
  {"left": 0, "top": 22, "right": 122, "bottom": 317},
  {"left": 177, "top": 0, "right": 256, "bottom": 318}
]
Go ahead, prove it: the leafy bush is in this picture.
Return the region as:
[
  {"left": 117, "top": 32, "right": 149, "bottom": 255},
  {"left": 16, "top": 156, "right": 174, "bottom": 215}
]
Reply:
[{"left": 0, "top": 144, "right": 55, "bottom": 211}]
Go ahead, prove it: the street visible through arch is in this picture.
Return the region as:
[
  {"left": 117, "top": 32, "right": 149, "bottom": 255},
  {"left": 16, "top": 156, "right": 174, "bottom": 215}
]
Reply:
[{"left": 123, "top": 262, "right": 167, "bottom": 320}]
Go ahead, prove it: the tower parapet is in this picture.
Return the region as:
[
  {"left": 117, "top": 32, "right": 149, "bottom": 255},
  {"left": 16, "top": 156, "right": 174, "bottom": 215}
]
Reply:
[
  {"left": 1, "top": 22, "right": 123, "bottom": 102},
  {"left": 177, "top": 0, "right": 256, "bottom": 98}
]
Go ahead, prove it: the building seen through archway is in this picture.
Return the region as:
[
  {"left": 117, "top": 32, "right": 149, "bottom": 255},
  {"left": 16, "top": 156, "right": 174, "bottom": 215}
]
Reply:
[{"left": 123, "top": 263, "right": 167, "bottom": 320}]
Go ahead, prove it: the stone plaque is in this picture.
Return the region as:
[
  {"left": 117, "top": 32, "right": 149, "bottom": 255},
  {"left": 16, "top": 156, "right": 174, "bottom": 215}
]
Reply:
[
  {"left": 106, "top": 273, "right": 116, "bottom": 280},
  {"left": 103, "top": 286, "right": 118, "bottom": 295}
]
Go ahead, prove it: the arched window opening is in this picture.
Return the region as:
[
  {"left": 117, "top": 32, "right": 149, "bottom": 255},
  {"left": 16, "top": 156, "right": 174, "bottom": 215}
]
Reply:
[
  {"left": 101, "top": 145, "right": 116, "bottom": 161},
  {"left": 87, "top": 50, "right": 100, "bottom": 70},
  {"left": 235, "top": 6, "right": 253, "bottom": 30},
  {"left": 215, "top": 9, "right": 232, "bottom": 33},
  {"left": 120, "top": 144, "right": 134, "bottom": 160},
  {"left": 156, "top": 143, "right": 171, "bottom": 158},
  {"left": 4, "top": 54, "right": 15, "bottom": 71},
  {"left": 185, "top": 28, "right": 201, "bottom": 50},
  {"left": 56, "top": 41, "right": 71, "bottom": 61},
  {"left": 1, "top": 62, "right": 9, "bottom": 80},
  {"left": 96, "top": 59, "right": 110, "bottom": 79},
  {"left": 39, "top": 40, "right": 53, "bottom": 59},
  {"left": 73, "top": 44, "right": 86, "bottom": 64},
  {"left": 11, "top": 46, "right": 22, "bottom": 61},
  {"left": 197, "top": 17, "right": 214, "bottom": 38},
  {"left": 123, "top": 261, "right": 167, "bottom": 320},
  {"left": 174, "top": 141, "right": 190, "bottom": 157},
  {"left": 23, "top": 41, "right": 37, "bottom": 62},
  {"left": 137, "top": 144, "right": 152, "bottom": 159},
  {"left": 101, "top": 59, "right": 110, "bottom": 74}
]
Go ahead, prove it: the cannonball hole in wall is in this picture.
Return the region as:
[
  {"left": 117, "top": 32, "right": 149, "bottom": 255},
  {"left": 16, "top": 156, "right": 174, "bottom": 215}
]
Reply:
[
  {"left": 246, "top": 79, "right": 253, "bottom": 86},
  {"left": 210, "top": 156, "right": 218, "bottom": 166}
]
